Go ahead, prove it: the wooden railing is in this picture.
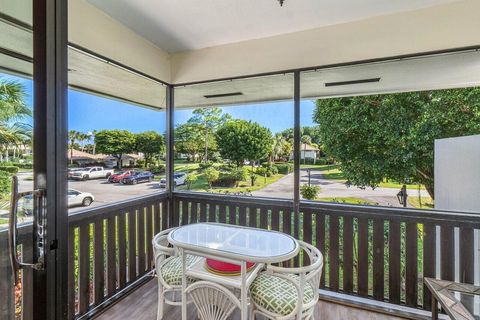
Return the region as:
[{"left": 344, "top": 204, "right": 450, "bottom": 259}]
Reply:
[
  {"left": 2, "top": 191, "right": 479, "bottom": 319},
  {"left": 0, "top": 224, "right": 34, "bottom": 320},
  {"left": 67, "top": 193, "right": 169, "bottom": 319},
  {"left": 173, "top": 191, "right": 480, "bottom": 311}
]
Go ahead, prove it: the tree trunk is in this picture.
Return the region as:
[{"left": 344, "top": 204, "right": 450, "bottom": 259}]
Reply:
[
  {"left": 117, "top": 154, "right": 123, "bottom": 169},
  {"left": 204, "top": 128, "right": 208, "bottom": 162},
  {"left": 424, "top": 183, "right": 435, "bottom": 201}
]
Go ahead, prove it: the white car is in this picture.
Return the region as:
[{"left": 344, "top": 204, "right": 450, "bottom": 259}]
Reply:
[
  {"left": 20, "top": 188, "right": 94, "bottom": 214},
  {"left": 70, "top": 166, "right": 114, "bottom": 181},
  {"left": 68, "top": 189, "right": 95, "bottom": 207},
  {"left": 159, "top": 172, "right": 187, "bottom": 188}
]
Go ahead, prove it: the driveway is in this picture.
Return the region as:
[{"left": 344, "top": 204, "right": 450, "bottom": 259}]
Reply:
[
  {"left": 253, "top": 169, "right": 430, "bottom": 208},
  {"left": 17, "top": 172, "right": 163, "bottom": 213}
]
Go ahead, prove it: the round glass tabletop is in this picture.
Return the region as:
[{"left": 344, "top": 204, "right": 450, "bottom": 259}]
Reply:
[{"left": 168, "top": 223, "right": 299, "bottom": 263}]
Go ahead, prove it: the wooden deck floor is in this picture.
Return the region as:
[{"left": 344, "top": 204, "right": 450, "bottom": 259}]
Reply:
[{"left": 95, "top": 278, "right": 405, "bottom": 320}]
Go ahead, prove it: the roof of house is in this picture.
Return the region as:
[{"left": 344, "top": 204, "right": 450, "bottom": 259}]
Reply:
[
  {"left": 68, "top": 149, "right": 103, "bottom": 160},
  {"left": 300, "top": 143, "right": 319, "bottom": 151}
]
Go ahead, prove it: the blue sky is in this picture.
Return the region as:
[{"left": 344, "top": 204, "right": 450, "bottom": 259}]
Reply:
[{"left": 2, "top": 73, "right": 317, "bottom": 137}]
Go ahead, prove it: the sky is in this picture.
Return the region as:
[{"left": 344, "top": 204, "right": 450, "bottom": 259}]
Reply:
[{"left": 2, "top": 72, "right": 318, "bottom": 138}]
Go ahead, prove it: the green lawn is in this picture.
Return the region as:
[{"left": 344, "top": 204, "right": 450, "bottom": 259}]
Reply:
[
  {"left": 171, "top": 162, "right": 286, "bottom": 194},
  {"left": 316, "top": 197, "right": 377, "bottom": 205},
  {"left": 304, "top": 164, "right": 425, "bottom": 190},
  {"left": 408, "top": 196, "right": 434, "bottom": 209}
]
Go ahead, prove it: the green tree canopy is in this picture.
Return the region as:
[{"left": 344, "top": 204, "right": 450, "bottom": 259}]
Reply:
[
  {"left": 187, "top": 107, "right": 231, "bottom": 162},
  {"left": 135, "top": 131, "right": 165, "bottom": 167},
  {"left": 175, "top": 123, "right": 208, "bottom": 162},
  {"left": 95, "top": 130, "right": 136, "bottom": 168},
  {"left": 313, "top": 88, "right": 480, "bottom": 199},
  {"left": 216, "top": 120, "right": 273, "bottom": 167}
]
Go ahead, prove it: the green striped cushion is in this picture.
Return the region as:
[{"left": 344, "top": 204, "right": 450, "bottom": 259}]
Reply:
[
  {"left": 250, "top": 273, "right": 314, "bottom": 316},
  {"left": 160, "top": 255, "right": 200, "bottom": 285}
]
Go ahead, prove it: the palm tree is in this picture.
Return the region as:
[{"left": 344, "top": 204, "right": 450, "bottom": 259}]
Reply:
[
  {"left": 89, "top": 130, "right": 98, "bottom": 154},
  {"left": 0, "top": 79, "right": 31, "bottom": 162},
  {"left": 301, "top": 135, "right": 312, "bottom": 164},
  {"left": 68, "top": 130, "right": 80, "bottom": 164},
  {"left": 77, "top": 132, "right": 89, "bottom": 152}
]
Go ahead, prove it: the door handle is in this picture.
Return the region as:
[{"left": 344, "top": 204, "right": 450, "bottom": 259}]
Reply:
[{"left": 8, "top": 175, "right": 46, "bottom": 285}]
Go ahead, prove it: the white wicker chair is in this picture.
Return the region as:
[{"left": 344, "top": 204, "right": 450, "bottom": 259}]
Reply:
[
  {"left": 249, "top": 241, "right": 323, "bottom": 320},
  {"left": 153, "top": 228, "right": 200, "bottom": 320},
  {"left": 186, "top": 281, "right": 241, "bottom": 320}
]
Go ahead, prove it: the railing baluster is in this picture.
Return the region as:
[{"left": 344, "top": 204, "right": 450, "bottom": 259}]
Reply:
[
  {"left": 181, "top": 200, "right": 189, "bottom": 226},
  {"left": 219, "top": 204, "right": 227, "bottom": 224},
  {"left": 228, "top": 205, "right": 236, "bottom": 225},
  {"left": 459, "top": 227, "right": 474, "bottom": 284},
  {"left": 422, "top": 223, "right": 436, "bottom": 310},
  {"left": 373, "top": 218, "right": 385, "bottom": 301},
  {"left": 343, "top": 215, "right": 353, "bottom": 294},
  {"left": 106, "top": 216, "right": 117, "bottom": 295},
  {"left": 329, "top": 215, "right": 339, "bottom": 291},
  {"left": 146, "top": 204, "right": 154, "bottom": 269},
  {"left": 260, "top": 207, "right": 268, "bottom": 230},
  {"left": 173, "top": 199, "right": 180, "bottom": 227},
  {"left": 128, "top": 209, "right": 137, "bottom": 283},
  {"left": 303, "top": 210, "right": 313, "bottom": 266},
  {"left": 200, "top": 202, "right": 207, "bottom": 223},
  {"left": 78, "top": 223, "right": 90, "bottom": 314},
  {"left": 94, "top": 219, "right": 105, "bottom": 305},
  {"left": 389, "top": 220, "right": 401, "bottom": 304},
  {"left": 208, "top": 204, "right": 216, "bottom": 222},
  {"left": 137, "top": 208, "right": 146, "bottom": 275},
  {"left": 239, "top": 206, "right": 247, "bottom": 226},
  {"left": 191, "top": 202, "right": 199, "bottom": 224},
  {"left": 315, "top": 212, "right": 326, "bottom": 288},
  {"left": 271, "top": 208, "right": 280, "bottom": 231},
  {"left": 67, "top": 227, "right": 76, "bottom": 319},
  {"left": 440, "top": 225, "right": 455, "bottom": 281},
  {"left": 249, "top": 207, "right": 258, "bottom": 228},
  {"left": 153, "top": 202, "right": 160, "bottom": 236},
  {"left": 405, "top": 222, "right": 418, "bottom": 307},
  {"left": 357, "top": 217, "right": 369, "bottom": 297},
  {"left": 161, "top": 200, "right": 169, "bottom": 230},
  {"left": 117, "top": 213, "right": 127, "bottom": 289}
]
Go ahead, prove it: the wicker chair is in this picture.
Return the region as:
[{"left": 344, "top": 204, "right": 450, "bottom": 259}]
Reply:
[
  {"left": 249, "top": 241, "right": 323, "bottom": 320},
  {"left": 186, "top": 281, "right": 241, "bottom": 320},
  {"left": 152, "top": 228, "right": 200, "bottom": 320}
]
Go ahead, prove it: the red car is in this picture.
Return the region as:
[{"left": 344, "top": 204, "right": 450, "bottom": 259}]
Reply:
[{"left": 108, "top": 170, "right": 134, "bottom": 183}]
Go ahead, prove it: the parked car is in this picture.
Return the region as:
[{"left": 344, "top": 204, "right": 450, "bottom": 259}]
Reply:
[
  {"left": 108, "top": 170, "right": 134, "bottom": 183},
  {"left": 19, "top": 189, "right": 94, "bottom": 213},
  {"left": 122, "top": 171, "right": 154, "bottom": 185},
  {"left": 68, "top": 168, "right": 83, "bottom": 179},
  {"left": 159, "top": 172, "right": 187, "bottom": 188},
  {"left": 70, "top": 167, "right": 114, "bottom": 181}
]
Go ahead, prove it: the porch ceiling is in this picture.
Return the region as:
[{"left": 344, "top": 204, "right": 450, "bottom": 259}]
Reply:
[{"left": 87, "top": 0, "right": 457, "bottom": 53}]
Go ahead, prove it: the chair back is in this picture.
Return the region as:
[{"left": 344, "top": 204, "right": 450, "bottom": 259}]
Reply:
[
  {"left": 152, "top": 228, "right": 176, "bottom": 269},
  {"left": 186, "top": 281, "right": 241, "bottom": 320}
]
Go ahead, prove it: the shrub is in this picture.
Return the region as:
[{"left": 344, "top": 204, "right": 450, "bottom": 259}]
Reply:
[
  {"left": 250, "top": 173, "right": 258, "bottom": 186},
  {"left": 0, "top": 171, "right": 12, "bottom": 195},
  {"left": 211, "top": 175, "right": 237, "bottom": 188},
  {"left": 198, "top": 161, "right": 214, "bottom": 170},
  {"left": 230, "top": 167, "right": 248, "bottom": 182},
  {"left": 316, "top": 158, "right": 328, "bottom": 165},
  {"left": 0, "top": 166, "right": 19, "bottom": 174},
  {"left": 273, "top": 163, "right": 293, "bottom": 174},
  {"left": 18, "top": 163, "right": 33, "bottom": 169},
  {"left": 203, "top": 167, "right": 219, "bottom": 188},
  {"left": 148, "top": 165, "right": 165, "bottom": 174},
  {"left": 300, "top": 185, "right": 320, "bottom": 200},
  {"left": 185, "top": 174, "right": 197, "bottom": 190}
]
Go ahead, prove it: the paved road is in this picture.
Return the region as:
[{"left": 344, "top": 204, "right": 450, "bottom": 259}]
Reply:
[
  {"left": 17, "top": 172, "right": 163, "bottom": 213},
  {"left": 253, "top": 169, "right": 430, "bottom": 207}
]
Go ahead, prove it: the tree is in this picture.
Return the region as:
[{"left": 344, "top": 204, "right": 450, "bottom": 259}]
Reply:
[
  {"left": 77, "top": 132, "right": 89, "bottom": 152},
  {"left": 301, "top": 135, "right": 312, "bottom": 164},
  {"left": 203, "top": 167, "right": 219, "bottom": 189},
  {"left": 95, "top": 130, "right": 136, "bottom": 169},
  {"left": 271, "top": 134, "right": 291, "bottom": 161},
  {"left": 68, "top": 130, "right": 80, "bottom": 165},
  {"left": 175, "top": 123, "right": 205, "bottom": 162},
  {"left": 135, "top": 131, "right": 165, "bottom": 167},
  {"left": 0, "top": 78, "right": 31, "bottom": 162},
  {"left": 313, "top": 88, "right": 480, "bottom": 199},
  {"left": 188, "top": 107, "right": 231, "bottom": 162},
  {"left": 216, "top": 120, "right": 273, "bottom": 167}
]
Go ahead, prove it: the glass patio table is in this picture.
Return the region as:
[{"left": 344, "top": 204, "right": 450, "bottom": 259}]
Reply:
[{"left": 168, "top": 223, "right": 300, "bottom": 320}]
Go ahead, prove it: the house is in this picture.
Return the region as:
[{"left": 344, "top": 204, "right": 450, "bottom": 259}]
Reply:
[{"left": 290, "top": 143, "right": 320, "bottom": 163}]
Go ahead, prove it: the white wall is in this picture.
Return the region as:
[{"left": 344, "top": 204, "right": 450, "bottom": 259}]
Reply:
[
  {"left": 171, "top": 0, "right": 480, "bottom": 84},
  {"left": 69, "top": 0, "right": 171, "bottom": 83},
  {"left": 435, "top": 134, "right": 480, "bottom": 213}
]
